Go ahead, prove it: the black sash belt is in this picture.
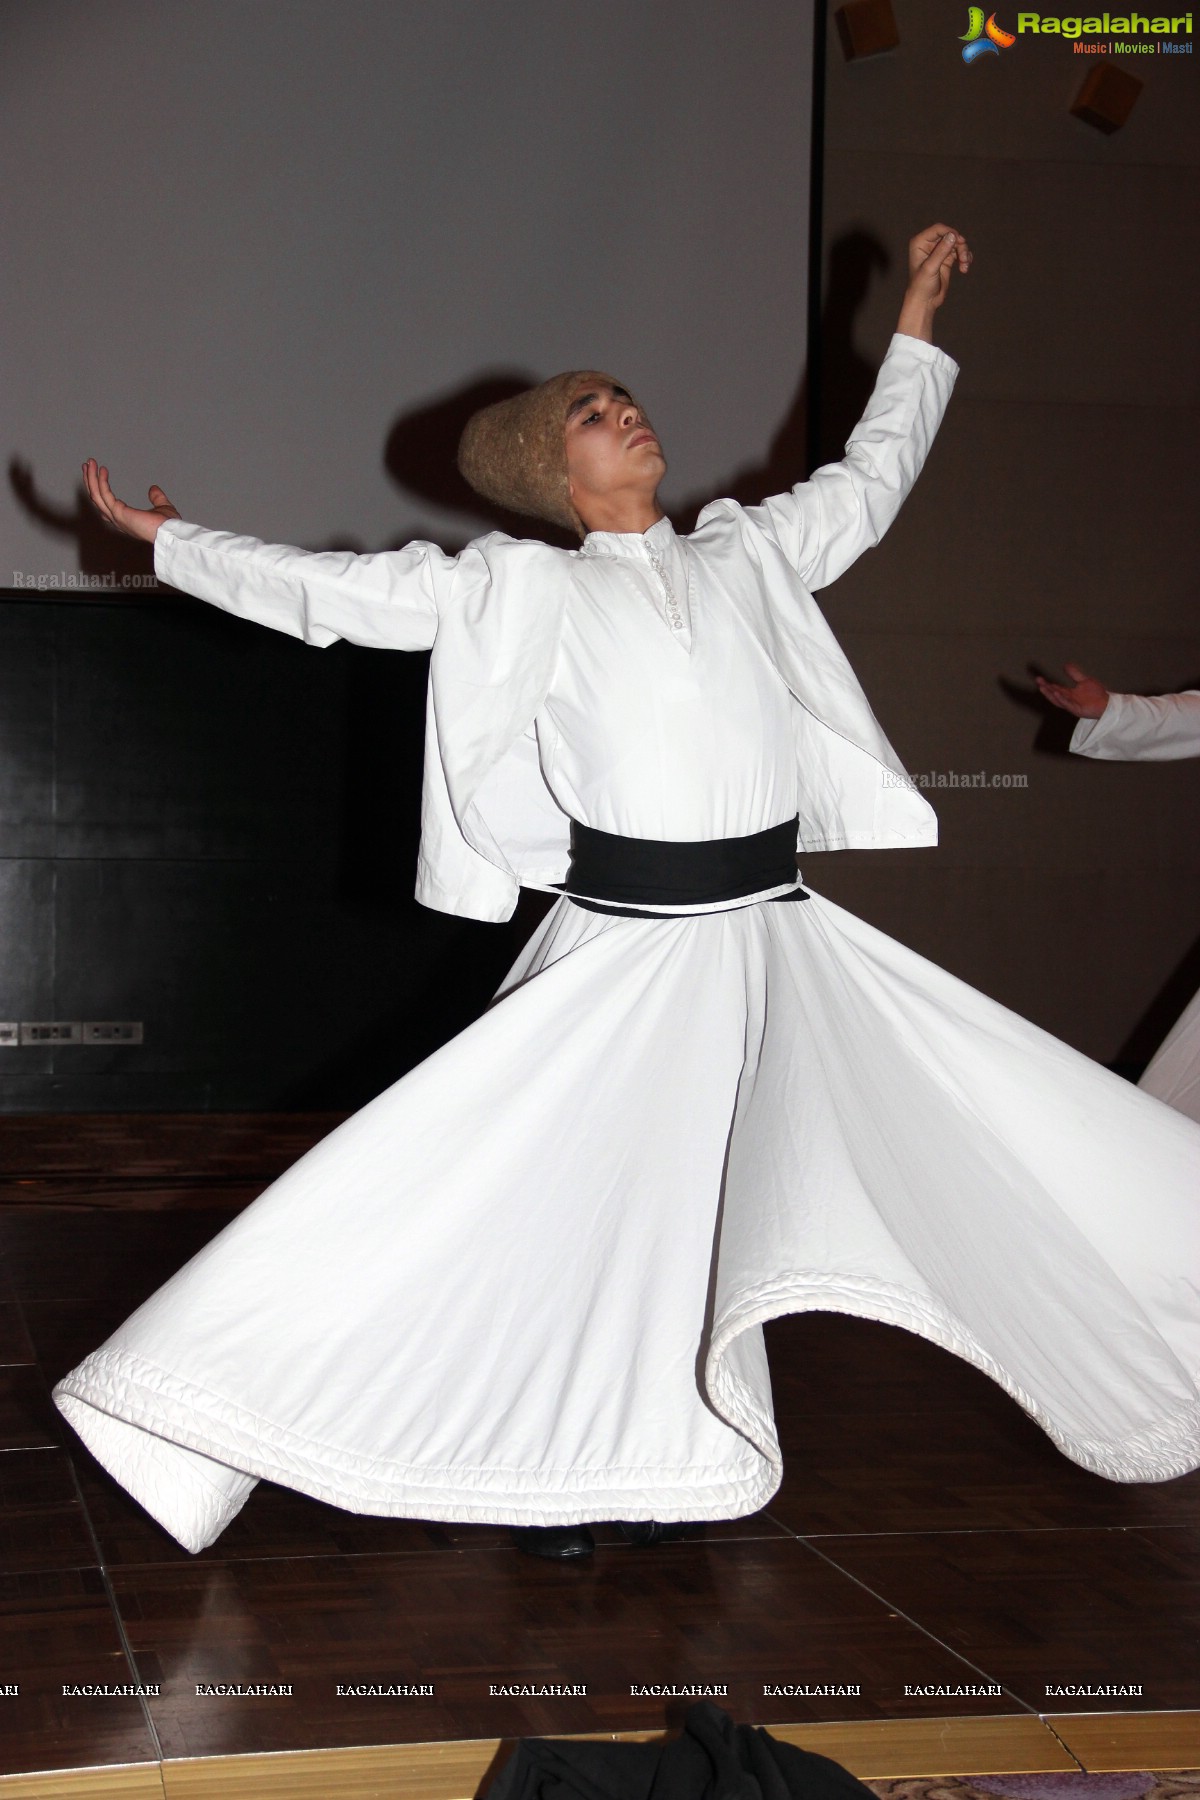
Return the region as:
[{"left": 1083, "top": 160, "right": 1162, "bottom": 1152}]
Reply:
[{"left": 562, "top": 817, "right": 807, "bottom": 918}]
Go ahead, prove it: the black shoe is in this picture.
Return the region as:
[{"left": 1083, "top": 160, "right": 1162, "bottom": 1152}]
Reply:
[
  {"left": 614, "top": 1520, "right": 695, "bottom": 1546},
  {"left": 512, "top": 1524, "right": 596, "bottom": 1560}
]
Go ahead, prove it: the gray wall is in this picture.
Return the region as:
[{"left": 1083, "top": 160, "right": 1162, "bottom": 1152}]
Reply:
[
  {"left": 3, "top": 0, "right": 812, "bottom": 569},
  {"left": 808, "top": 4, "right": 1199, "bottom": 1066}
]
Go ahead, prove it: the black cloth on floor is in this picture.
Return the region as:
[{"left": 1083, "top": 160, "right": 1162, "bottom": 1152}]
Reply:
[{"left": 483, "top": 1701, "right": 875, "bottom": 1800}]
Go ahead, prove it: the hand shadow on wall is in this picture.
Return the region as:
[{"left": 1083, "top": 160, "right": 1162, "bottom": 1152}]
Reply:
[{"left": 999, "top": 668, "right": 1079, "bottom": 759}]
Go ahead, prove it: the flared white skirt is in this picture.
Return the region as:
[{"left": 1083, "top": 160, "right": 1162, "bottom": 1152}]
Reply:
[{"left": 54, "top": 892, "right": 1200, "bottom": 1553}]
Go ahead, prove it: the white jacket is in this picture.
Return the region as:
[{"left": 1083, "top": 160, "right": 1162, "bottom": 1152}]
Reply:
[
  {"left": 1071, "top": 690, "right": 1200, "bottom": 762},
  {"left": 155, "top": 333, "right": 957, "bottom": 921}
]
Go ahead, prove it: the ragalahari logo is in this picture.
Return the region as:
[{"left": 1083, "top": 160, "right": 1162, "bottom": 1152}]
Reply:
[{"left": 961, "top": 7, "right": 1017, "bottom": 58}]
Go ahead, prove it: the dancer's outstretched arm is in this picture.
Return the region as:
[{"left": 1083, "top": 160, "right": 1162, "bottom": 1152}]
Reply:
[
  {"left": 1038, "top": 662, "right": 1200, "bottom": 761},
  {"left": 745, "top": 223, "right": 970, "bottom": 593},
  {"left": 81, "top": 459, "right": 441, "bottom": 653}
]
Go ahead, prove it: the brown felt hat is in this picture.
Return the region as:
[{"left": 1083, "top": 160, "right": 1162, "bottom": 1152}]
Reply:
[{"left": 457, "top": 370, "right": 630, "bottom": 538}]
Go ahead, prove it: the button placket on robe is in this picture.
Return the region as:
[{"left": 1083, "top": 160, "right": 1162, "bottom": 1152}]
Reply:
[
  {"left": 649, "top": 543, "right": 687, "bottom": 635},
  {"left": 599, "top": 556, "right": 691, "bottom": 652},
  {"left": 581, "top": 519, "right": 693, "bottom": 650}
]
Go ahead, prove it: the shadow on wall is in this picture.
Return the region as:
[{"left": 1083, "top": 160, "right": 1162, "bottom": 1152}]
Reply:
[
  {"left": 998, "top": 668, "right": 1081, "bottom": 759},
  {"left": 673, "top": 227, "right": 891, "bottom": 522},
  {"left": 377, "top": 227, "right": 893, "bottom": 548},
  {"left": 383, "top": 371, "right": 579, "bottom": 550},
  {"left": 9, "top": 219, "right": 894, "bottom": 583}
]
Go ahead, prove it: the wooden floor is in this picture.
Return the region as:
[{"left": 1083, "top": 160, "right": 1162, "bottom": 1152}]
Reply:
[{"left": 0, "top": 1115, "right": 1197, "bottom": 1790}]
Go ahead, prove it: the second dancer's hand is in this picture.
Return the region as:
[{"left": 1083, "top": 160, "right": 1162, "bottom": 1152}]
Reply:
[
  {"left": 1035, "top": 663, "right": 1111, "bottom": 719},
  {"left": 82, "top": 459, "right": 180, "bottom": 542}
]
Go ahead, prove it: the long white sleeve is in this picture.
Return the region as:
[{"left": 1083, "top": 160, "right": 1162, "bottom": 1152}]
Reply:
[
  {"left": 1070, "top": 691, "right": 1200, "bottom": 763},
  {"left": 154, "top": 520, "right": 445, "bottom": 652},
  {"left": 744, "top": 333, "right": 958, "bottom": 592}
]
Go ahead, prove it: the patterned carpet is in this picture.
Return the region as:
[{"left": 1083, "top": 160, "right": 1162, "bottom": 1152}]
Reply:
[{"left": 871, "top": 1776, "right": 1200, "bottom": 1800}]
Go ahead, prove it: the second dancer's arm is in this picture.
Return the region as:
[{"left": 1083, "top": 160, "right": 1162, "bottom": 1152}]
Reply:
[{"left": 1037, "top": 661, "right": 1200, "bottom": 762}]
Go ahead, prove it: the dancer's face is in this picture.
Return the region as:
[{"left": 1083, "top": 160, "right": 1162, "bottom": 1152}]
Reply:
[{"left": 564, "top": 378, "right": 666, "bottom": 525}]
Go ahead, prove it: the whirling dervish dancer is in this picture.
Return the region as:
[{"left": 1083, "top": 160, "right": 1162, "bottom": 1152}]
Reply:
[
  {"left": 1038, "top": 663, "right": 1200, "bottom": 1125},
  {"left": 56, "top": 226, "right": 1199, "bottom": 1563}
]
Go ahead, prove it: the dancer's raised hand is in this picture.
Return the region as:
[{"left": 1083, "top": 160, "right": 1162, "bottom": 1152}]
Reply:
[
  {"left": 908, "top": 223, "right": 972, "bottom": 297},
  {"left": 82, "top": 459, "right": 180, "bottom": 542},
  {"left": 897, "top": 223, "right": 972, "bottom": 341}
]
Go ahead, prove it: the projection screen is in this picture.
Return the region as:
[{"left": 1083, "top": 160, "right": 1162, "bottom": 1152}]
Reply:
[{"left": 2, "top": 0, "right": 816, "bottom": 576}]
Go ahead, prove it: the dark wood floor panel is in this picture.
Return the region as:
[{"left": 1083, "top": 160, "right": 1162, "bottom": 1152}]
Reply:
[
  {"left": 0, "top": 1447, "right": 98, "bottom": 1575},
  {"left": 1, "top": 1179, "right": 270, "bottom": 1211},
  {"left": 20, "top": 1298, "right": 136, "bottom": 1385},
  {"left": 0, "top": 1299, "right": 35, "bottom": 1366},
  {"left": 810, "top": 1526, "right": 1200, "bottom": 1714},
  {"left": 0, "top": 1565, "right": 160, "bottom": 1776},
  {"left": 0, "top": 1207, "right": 245, "bottom": 1304},
  {"left": 769, "top": 1313, "right": 1200, "bottom": 1532},
  {"left": 769, "top": 1398, "right": 1200, "bottom": 1535},
  {"left": 589, "top": 1514, "right": 794, "bottom": 1548},
  {"left": 0, "top": 1113, "right": 342, "bottom": 1185},
  {"left": 0, "top": 1121, "right": 1195, "bottom": 1771},
  {"left": 0, "top": 1365, "right": 65, "bottom": 1452},
  {"left": 108, "top": 1538, "right": 1022, "bottom": 1758}
]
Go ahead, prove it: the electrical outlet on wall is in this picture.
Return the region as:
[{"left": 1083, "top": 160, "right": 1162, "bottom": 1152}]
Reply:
[
  {"left": 20, "top": 1021, "right": 83, "bottom": 1044},
  {"left": 0, "top": 1023, "right": 18, "bottom": 1048},
  {"left": 9, "top": 1022, "right": 144, "bottom": 1047},
  {"left": 83, "top": 1022, "right": 144, "bottom": 1044}
]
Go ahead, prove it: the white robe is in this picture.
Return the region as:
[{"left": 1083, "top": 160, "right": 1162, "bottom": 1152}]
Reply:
[
  {"left": 53, "top": 378, "right": 1200, "bottom": 1554},
  {"left": 116, "top": 333, "right": 956, "bottom": 927},
  {"left": 1072, "top": 691, "right": 1200, "bottom": 1123}
]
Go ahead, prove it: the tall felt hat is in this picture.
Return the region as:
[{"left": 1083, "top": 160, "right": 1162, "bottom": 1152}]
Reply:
[{"left": 457, "top": 370, "right": 628, "bottom": 538}]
